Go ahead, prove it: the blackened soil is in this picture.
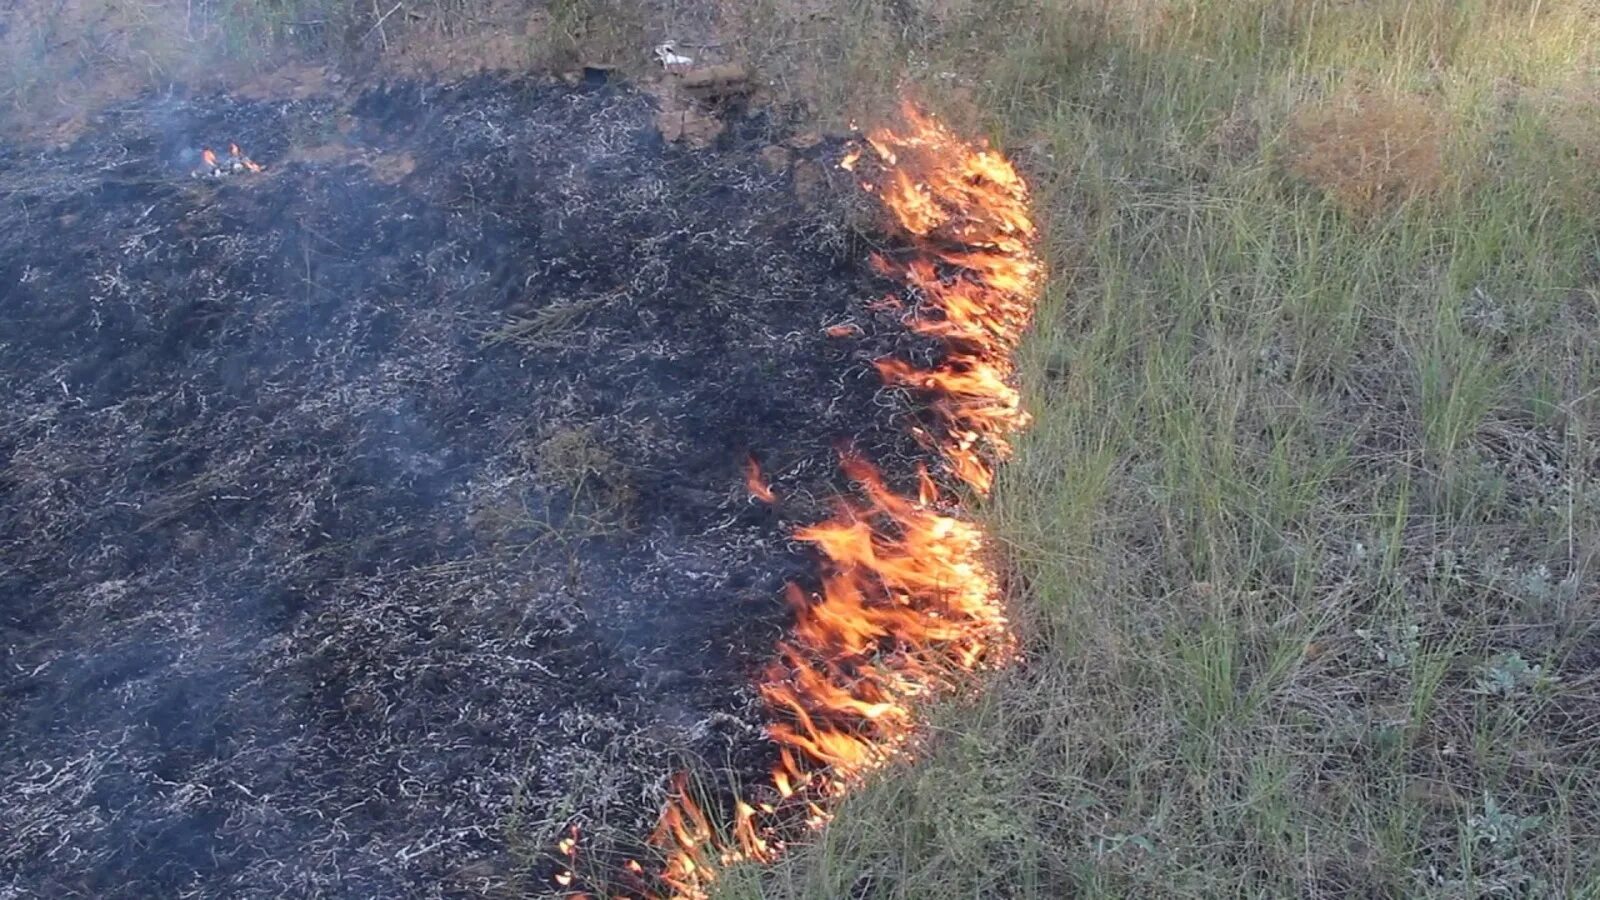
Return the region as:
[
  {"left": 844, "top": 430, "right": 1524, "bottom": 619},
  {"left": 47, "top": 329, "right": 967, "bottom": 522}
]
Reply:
[{"left": 0, "top": 76, "right": 922, "bottom": 898}]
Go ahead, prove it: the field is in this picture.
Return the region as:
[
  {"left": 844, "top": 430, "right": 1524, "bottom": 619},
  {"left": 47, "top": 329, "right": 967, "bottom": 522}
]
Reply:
[{"left": 6, "top": 1, "right": 1599, "bottom": 897}]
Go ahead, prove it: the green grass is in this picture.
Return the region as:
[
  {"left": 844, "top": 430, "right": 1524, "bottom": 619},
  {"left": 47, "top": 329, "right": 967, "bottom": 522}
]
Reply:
[{"left": 703, "top": 1, "right": 1600, "bottom": 897}]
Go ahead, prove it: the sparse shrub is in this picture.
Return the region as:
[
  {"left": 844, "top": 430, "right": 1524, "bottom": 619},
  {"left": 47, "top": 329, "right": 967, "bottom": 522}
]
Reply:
[
  {"left": 1356, "top": 623, "right": 1422, "bottom": 670},
  {"left": 1472, "top": 651, "right": 1558, "bottom": 699},
  {"left": 1417, "top": 793, "right": 1549, "bottom": 897}
]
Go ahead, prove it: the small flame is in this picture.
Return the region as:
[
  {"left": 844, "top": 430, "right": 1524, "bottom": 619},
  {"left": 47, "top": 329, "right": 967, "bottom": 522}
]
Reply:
[
  {"left": 231, "top": 142, "right": 265, "bottom": 173},
  {"left": 196, "top": 142, "right": 263, "bottom": 176},
  {"left": 744, "top": 456, "right": 777, "bottom": 504},
  {"left": 553, "top": 824, "right": 582, "bottom": 892},
  {"left": 644, "top": 100, "right": 1040, "bottom": 898}
]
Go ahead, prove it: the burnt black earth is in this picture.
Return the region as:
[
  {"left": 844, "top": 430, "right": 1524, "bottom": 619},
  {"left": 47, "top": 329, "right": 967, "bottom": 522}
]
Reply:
[{"left": 0, "top": 76, "right": 933, "bottom": 898}]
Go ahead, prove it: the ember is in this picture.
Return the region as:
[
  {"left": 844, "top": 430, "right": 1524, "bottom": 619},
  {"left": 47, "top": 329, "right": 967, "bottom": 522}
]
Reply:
[{"left": 644, "top": 101, "right": 1041, "bottom": 898}]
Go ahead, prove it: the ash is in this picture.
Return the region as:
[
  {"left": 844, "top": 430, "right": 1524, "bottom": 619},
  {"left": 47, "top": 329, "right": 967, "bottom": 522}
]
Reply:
[{"left": 0, "top": 76, "right": 920, "bottom": 898}]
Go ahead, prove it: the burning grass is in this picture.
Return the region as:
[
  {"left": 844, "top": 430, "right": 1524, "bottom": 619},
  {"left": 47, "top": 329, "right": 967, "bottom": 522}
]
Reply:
[{"left": 613, "top": 100, "right": 1042, "bottom": 900}]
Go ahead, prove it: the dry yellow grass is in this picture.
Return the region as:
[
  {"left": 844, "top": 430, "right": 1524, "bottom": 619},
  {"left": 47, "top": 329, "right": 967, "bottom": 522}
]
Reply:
[{"left": 1285, "top": 87, "right": 1451, "bottom": 218}]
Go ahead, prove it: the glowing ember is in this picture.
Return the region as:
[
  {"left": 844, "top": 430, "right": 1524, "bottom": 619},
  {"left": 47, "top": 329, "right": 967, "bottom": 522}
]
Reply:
[{"left": 639, "top": 100, "right": 1040, "bottom": 898}]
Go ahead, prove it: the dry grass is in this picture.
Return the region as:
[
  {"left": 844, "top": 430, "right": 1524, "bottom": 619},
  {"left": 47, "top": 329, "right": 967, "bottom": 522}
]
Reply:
[
  {"left": 529, "top": 426, "right": 639, "bottom": 532},
  {"left": 1285, "top": 87, "right": 1451, "bottom": 218},
  {"left": 0, "top": 0, "right": 559, "bottom": 136},
  {"left": 0, "top": 0, "right": 190, "bottom": 134},
  {"left": 1542, "top": 77, "right": 1600, "bottom": 159}
]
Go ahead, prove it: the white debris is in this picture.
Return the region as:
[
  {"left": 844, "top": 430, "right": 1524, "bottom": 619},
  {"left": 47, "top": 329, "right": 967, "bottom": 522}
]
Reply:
[{"left": 654, "top": 42, "right": 693, "bottom": 68}]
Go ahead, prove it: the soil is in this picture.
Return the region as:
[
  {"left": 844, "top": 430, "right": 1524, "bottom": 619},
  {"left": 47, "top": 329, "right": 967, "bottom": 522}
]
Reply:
[{"left": 0, "top": 74, "right": 930, "bottom": 898}]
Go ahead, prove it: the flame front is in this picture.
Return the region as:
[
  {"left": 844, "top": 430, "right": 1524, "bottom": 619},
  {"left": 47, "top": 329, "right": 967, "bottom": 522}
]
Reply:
[
  {"left": 865, "top": 104, "right": 1039, "bottom": 495},
  {"left": 640, "top": 101, "right": 1040, "bottom": 899}
]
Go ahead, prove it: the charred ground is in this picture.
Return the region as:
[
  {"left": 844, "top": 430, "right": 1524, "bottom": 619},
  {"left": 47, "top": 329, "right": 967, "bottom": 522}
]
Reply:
[{"left": 0, "top": 76, "right": 931, "bottom": 898}]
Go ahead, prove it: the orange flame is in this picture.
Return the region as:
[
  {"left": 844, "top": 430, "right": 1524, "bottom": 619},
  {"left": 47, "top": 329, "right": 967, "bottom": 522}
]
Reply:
[
  {"left": 198, "top": 143, "right": 264, "bottom": 175},
  {"left": 230, "top": 142, "right": 266, "bottom": 173},
  {"left": 642, "top": 100, "right": 1040, "bottom": 898},
  {"left": 865, "top": 105, "right": 1038, "bottom": 496},
  {"left": 744, "top": 456, "right": 777, "bottom": 504}
]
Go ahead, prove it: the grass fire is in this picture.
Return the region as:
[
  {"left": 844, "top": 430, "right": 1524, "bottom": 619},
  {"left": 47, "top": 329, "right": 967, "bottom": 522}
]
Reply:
[
  {"left": 640, "top": 103, "right": 1040, "bottom": 900},
  {"left": 6, "top": 2, "right": 1600, "bottom": 899}
]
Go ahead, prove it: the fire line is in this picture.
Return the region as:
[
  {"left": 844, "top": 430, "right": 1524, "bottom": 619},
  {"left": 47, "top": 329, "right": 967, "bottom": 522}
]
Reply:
[{"left": 569, "top": 100, "right": 1041, "bottom": 899}]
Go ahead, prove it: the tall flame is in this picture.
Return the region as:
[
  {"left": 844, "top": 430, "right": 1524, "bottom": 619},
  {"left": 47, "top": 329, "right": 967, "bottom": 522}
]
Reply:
[{"left": 629, "top": 101, "right": 1040, "bottom": 899}]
